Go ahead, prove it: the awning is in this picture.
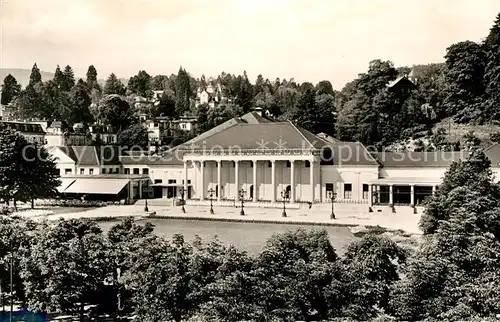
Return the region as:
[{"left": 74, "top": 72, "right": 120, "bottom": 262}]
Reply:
[
  {"left": 63, "top": 178, "right": 131, "bottom": 194},
  {"left": 369, "top": 177, "right": 441, "bottom": 185},
  {"left": 57, "top": 178, "right": 76, "bottom": 193}
]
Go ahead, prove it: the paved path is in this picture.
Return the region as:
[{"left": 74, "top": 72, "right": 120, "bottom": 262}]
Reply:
[{"left": 26, "top": 201, "right": 421, "bottom": 234}]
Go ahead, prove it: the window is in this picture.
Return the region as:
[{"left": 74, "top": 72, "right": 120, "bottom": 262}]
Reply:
[
  {"left": 116, "top": 167, "right": 120, "bottom": 173},
  {"left": 102, "top": 168, "right": 106, "bottom": 174},
  {"left": 133, "top": 168, "right": 140, "bottom": 174},
  {"left": 168, "top": 179, "right": 176, "bottom": 184},
  {"left": 154, "top": 179, "right": 163, "bottom": 184},
  {"left": 344, "top": 183, "right": 352, "bottom": 199},
  {"left": 80, "top": 168, "right": 84, "bottom": 175},
  {"left": 320, "top": 148, "right": 334, "bottom": 165},
  {"left": 268, "top": 161, "right": 272, "bottom": 167},
  {"left": 363, "top": 184, "right": 369, "bottom": 199},
  {"left": 124, "top": 168, "right": 130, "bottom": 175},
  {"left": 286, "top": 161, "right": 291, "bottom": 168},
  {"left": 250, "top": 161, "right": 253, "bottom": 168},
  {"left": 326, "top": 183, "right": 334, "bottom": 194},
  {"left": 143, "top": 168, "right": 149, "bottom": 175},
  {"left": 65, "top": 168, "right": 72, "bottom": 175},
  {"left": 305, "top": 160, "right": 310, "bottom": 168},
  {"left": 188, "top": 180, "right": 191, "bottom": 184},
  {"left": 181, "top": 124, "right": 186, "bottom": 129},
  {"left": 89, "top": 168, "right": 94, "bottom": 175}
]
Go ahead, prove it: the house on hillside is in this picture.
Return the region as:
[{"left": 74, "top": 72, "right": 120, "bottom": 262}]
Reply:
[{"left": 387, "top": 76, "right": 417, "bottom": 95}]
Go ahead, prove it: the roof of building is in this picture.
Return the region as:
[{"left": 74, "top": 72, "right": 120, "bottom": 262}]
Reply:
[
  {"left": 120, "top": 150, "right": 184, "bottom": 166},
  {"left": 374, "top": 151, "right": 468, "bottom": 167},
  {"left": 331, "top": 141, "right": 379, "bottom": 166},
  {"left": 55, "top": 146, "right": 121, "bottom": 166},
  {"left": 387, "top": 76, "right": 416, "bottom": 89},
  {"left": 0, "top": 121, "right": 45, "bottom": 134},
  {"left": 240, "top": 111, "right": 273, "bottom": 124},
  {"left": 181, "top": 121, "right": 326, "bottom": 150}
]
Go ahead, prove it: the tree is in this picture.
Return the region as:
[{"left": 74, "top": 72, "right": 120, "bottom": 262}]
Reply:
[
  {"left": 66, "top": 79, "right": 94, "bottom": 125},
  {"left": 443, "top": 41, "right": 487, "bottom": 122},
  {"left": 287, "top": 89, "right": 335, "bottom": 134},
  {"left": 86, "top": 65, "right": 101, "bottom": 94},
  {"left": 99, "top": 94, "right": 135, "bottom": 131},
  {"left": 341, "top": 234, "right": 407, "bottom": 319},
  {"left": 62, "top": 65, "right": 76, "bottom": 92},
  {"left": 392, "top": 149, "right": 500, "bottom": 320},
  {"left": 151, "top": 75, "right": 169, "bottom": 91},
  {"left": 53, "top": 65, "right": 65, "bottom": 89},
  {"left": 153, "top": 92, "right": 177, "bottom": 118},
  {"left": 21, "top": 219, "right": 109, "bottom": 320},
  {"left": 175, "top": 67, "right": 192, "bottom": 116},
  {"left": 103, "top": 73, "right": 126, "bottom": 96},
  {"left": 106, "top": 217, "right": 155, "bottom": 317},
  {"left": 254, "top": 229, "right": 338, "bottom": 321},
  {"left": 315, "top": 80, "right": 335, "bottom": 96},
  {"left": 484, "top": 13, "right": 500, "bottom": 121},
  {"left": 29, "top": 63, "right": 42, "bottom": 86},
  {"left": 232, "top": 71, "right": 253, "bottom": 112},
  {"left": 124, "top": 234, "right": 196, "bottom": 322},
  {"left": 1, "top": 74, "right": 21, "bottom": 105},
  {"left": 0, "top": 127, "right": 60, "bottom": 209},
  {"left": 127, "top": 70, "right": 152, "bottom": 98},
  {"left": 192, "top": 237, "right": 260, "bottom": 322},
  {"left": 117, "top": 124, "right": 149, "bottom": 148}
]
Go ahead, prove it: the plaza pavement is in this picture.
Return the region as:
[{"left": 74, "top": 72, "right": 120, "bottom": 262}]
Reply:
[{"left": 18, "top": 200, "right": 422, "bottom": 234}]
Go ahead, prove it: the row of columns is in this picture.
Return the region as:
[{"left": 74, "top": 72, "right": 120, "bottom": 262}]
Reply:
[
  {"left": 368, "top": 184, "right": 438, "bottom": 207},
  {"left": 187, "top": 160, "right": 315, "bottom": 202}
]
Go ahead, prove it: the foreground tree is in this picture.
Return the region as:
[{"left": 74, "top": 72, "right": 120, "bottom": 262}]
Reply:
[
  {"left": 1, "top": 74, "right": 22, "bottom": 105},
  {"left": 0, "top": 128, "right": 60, "bottom": 209},
  {"left": 21, "top": 219, "right": 109, "bottom": 319},
  {"left": 124, "top": 234, "right": 196, "bottom": 322},
  {"left": 255, "top": 229, "right": 339, "bottom": 321},
  {"left": 392, "top": 149, "right": 500, "bottom": 320}
]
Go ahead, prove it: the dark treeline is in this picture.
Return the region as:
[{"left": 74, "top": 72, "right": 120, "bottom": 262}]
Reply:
[
  {"left": 1, "top": 14, "right": 500, "bottom": 150},
  {"left": 1, "top": 147, "right": 500, "bottom": 321}
]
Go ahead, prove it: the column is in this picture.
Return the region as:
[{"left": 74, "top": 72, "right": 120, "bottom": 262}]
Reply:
[
  {"left": 200, "top": 161, "right": 205, "bottom": 200},
  {"left": 290, "top": 160, "right": 295, "bottom": 203},
  {"left": 128, "top": 181, "right": 134, "bottom": 201},
  {"left": 139, "top": 180, "right": 143, "bottom": 199},
  {"left": 271, "top": 160, "right": 276, "bottom": 202},
  {"left": 252, "top": 160, "right": 257, "bottom": 202},
  {"left": 377, "top": 185, "right": 381, "bottom": 202},
  {"left": 217, "top": 160, "right": 221, "bottom": 201},
  {"left": 432, "top": 185, "right": 436, "bottom": 195},
  {"left": 410, "top": 185, "right": 415, "bottom": 206},
  {"left": 183, "top": 161, "right": 188, "bottom": 199},
  {"left": 369, "top": 184, "right": 373, "bottom": 207},
  {"left": 235, "top": 160, "right": 239, "bottom": 199},
  {"left": 389, "top": 184, "right": 393, "bottom": 205},
  {"left": 310, "top": 160, "right": 315, "bottom": 202}
]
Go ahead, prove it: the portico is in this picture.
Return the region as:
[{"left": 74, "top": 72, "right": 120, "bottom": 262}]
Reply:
[{"left": 183, "top": 149, "right": 321, "bottom": 203}]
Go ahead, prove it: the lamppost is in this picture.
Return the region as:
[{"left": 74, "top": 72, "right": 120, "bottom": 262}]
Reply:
[
  {"left": 328, "top": 191, "right": 336, "bottom": 219},
  {"left": 281, "top": 189, "right": 289, "bottom": 217},
  {"left": 179, "top": 187, "right": 186, "bottom": 213},
  {"left": 238, "top": 189, "right": 246, "bottom": 216},
  {"left": 144, "top": 180, "right": 149, "bottom": 212},
  {"left": 207, "top": 188, "right": 215, "bottom": 214},
  {"left": 370, "top": 190, "right": 378, "bottom": 212}
]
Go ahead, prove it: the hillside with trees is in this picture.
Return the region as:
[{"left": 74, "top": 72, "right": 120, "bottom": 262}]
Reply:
[{"left": 2, "top": 13, "right": 500, "bottom": 151}]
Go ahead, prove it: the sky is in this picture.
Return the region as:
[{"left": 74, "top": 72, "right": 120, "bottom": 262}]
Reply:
[{"left": 1, "top": 0, "right": 499, "bottom": 89}]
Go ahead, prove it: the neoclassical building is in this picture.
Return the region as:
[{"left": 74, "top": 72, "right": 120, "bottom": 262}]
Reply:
[{"left": 46, "top": 111, "right": 500, "bottom": 211}]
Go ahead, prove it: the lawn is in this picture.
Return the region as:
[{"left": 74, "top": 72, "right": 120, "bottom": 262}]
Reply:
[{"left": 98, "top": 218, "right": 357, "bottom": 255}]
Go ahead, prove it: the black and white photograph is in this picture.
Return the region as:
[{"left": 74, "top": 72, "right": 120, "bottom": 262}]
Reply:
[{"left": 1, "top": 0, "right": 500, "bottom": 321}]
